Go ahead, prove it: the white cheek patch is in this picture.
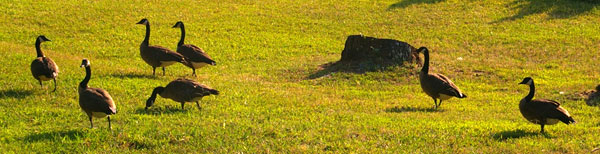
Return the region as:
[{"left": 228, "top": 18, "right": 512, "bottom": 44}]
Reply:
[{"left": 527, "top": 79, "right": 533, "bottom": 85}]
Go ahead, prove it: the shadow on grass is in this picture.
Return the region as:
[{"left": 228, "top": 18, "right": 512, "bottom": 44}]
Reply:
[
  {"left": 387, "top": 0, "right": 445, "bottom": 10},
  {"left": 385, "top": 106, "right": 442, "bottom": 113},
  {"left": 110, "top": 72, "right": 156, "bottom": 79},
  {"left": 492, "top": 0, "right": 600, "bottom": 23},
  {"left": 492, "top": 129, "right": 552, "bottom": 141},
  {"left": 24, "top": 130, "right": 84, "bottom": 142},
  {"left": 308, "top": 61, "right": 417, "bottom": 79},
  {"left": 308, "top": 61, "right": 367, "bottom": 79},
  {"left": 0, "top": 89, "right": 34, "bottom": 99},
  {"left": 135, "top": 105, "right": 190, "bottom": 115}
]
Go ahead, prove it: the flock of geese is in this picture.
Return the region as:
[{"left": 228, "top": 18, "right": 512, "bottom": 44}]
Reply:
[
  {"left": 30, "top": 19, "right": 219, "bottom": 129},
  {"left": 29, "top": 18, "right": 575, "bottom": 133}
]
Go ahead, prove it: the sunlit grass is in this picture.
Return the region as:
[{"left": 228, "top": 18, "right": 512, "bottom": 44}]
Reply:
[{"left": 0, "top": 0, "right": 599, "bottom": 153}]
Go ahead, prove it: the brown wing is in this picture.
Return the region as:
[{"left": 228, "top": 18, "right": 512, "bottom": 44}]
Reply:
[
  {"left": 531, "top": 99, "right": 575, "bottom": 124},
  {"left": 192, "top": 82, "right": 219, "bottom": 96},
  {"left": 79, "top": 87, "right": 116, "bottom": 114},
  {"left": 162, "top": 78, "right": 217, "bottom": 102},
  {"left": 177, "top": 44, "right": 215, "bottom": 64},
  {"left": 30, "top": 57, "right": 59, "bottom": 79},
  {"left": 161, "top": 79, "right": 197, "bottom": 102},
  {"left": 141, "top": 45, "right": 185, "bottom": 67},
  {"left": 421, "top": 73, "right": 465, "bottom": 98}
]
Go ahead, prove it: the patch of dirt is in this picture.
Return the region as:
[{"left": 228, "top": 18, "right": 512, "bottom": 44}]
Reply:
[{"left": 579, "top": 85, "right": 600, "bottom": 106}]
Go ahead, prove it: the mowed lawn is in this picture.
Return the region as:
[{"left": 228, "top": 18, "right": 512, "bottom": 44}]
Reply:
[{"left": 1, "top": 0, "right": 599, "bottom": 153}]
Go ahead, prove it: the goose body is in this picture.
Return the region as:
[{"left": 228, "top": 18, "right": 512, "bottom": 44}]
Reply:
[
  {"left": 78, "top": 59, "right": 116, "bottom": 129},
  {"left": 136, "top": 18, "right": 186, "bottom": 76},
  {"left": 418, "top": 47, "right": 466, "bottom": 109},
  {"left": 518, "top": 77, "right": 575, "bottom": 133},
  {"left": 30, "top": 35, "right": 59, "bottom": 92},
  {"left": 173, "top": 21, "right": 216, "bottom": 76},
  {"left": 146, "top": 78, "right": 219, "bottom": 110}
]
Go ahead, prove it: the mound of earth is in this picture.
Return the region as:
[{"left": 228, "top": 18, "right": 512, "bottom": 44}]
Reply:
[
  {"left": 312, "top": 35, "right": 421, "bottom": 78},
  {"left": 580, "top": 85, "right": 600, "bottom": 106}
]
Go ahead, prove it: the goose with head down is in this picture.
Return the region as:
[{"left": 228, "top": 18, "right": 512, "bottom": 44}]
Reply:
[{"left": 146, "top": 78, "right": 219, "bottom": 111}]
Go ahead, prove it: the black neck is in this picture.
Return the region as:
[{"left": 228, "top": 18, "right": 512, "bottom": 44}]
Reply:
[
  {"left": 35, "top": 39, "right": 44, "bottom": 57},
  {"left": 177, "top": 24, "right": 185, "bottom": 47},
  {"left": 142, "top": 24, "right": 150, "bottom": 46},
  {"left": 421, "top": 49, "right": 429, "bottom": 74},
  {"left": 524, "top": 82, "right": 535, "bottom": 102},
  {"left": 79, "top": 66, "right": 91, "bottom": 88},
  {"left": 151, "top": 87, "right": 161, "bottom": 97}
]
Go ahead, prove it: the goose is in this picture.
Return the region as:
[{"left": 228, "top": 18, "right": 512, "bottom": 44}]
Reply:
[
  {"left": 136, "top": 18, "right": 186, "bottom": 76},
  {"left": 30, "top": 35, "right": 59, "bottom": 92},
  {"left": 145, "top": 78, "right": 219, "bottom": 111},
  {"left": 518, "top": 77, "right": 575, "bottom": 133},
  {"left": 418, "top": 47, "right": 466, "bottom": 109},
  {"left": 78, "top": 58, "right": 117, "bottom": 129},
  {"left": 172, "top": 21, "right": 216, "bottom": 76}
]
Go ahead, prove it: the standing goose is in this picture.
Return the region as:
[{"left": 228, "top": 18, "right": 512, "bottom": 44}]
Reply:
[
  {"left": 145, "top": 78, "right": 219, "bottom": 111},
  {"left": 418, "top": 47, "right": 466, "bottom": 109},
  {"left": 30, "top": 35, "right": 59, "bottom": 92},
  {"left": 172, "top": 21, "right": 216, "bottom": 76},
  {"left": 518, "top": 77, "right": 575, "bottom": 133},
  {"left": 78, "top": 59, "right": 117, "bottom": 129},
  {"left": 136, "top": 18, "right": 186, "bottom": 76}
]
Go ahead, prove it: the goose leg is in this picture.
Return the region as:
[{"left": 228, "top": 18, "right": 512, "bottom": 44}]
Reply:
[
  {"left": 52, "top": 78, "right": 57, "bottom": 92},
  {"left": 152, "top": 67, "right": 156, "bottom": 76},
  {"left": 38, "top": 80, "right": 43, "bottom": 87},
  {"left": 540, "top": 124, "right": 545, "bottom": 133},
  {"left": 107, "top": 116, "right": 112, "bottom": 129},
  {"left": 89, "top": 116, "right": 93, "bottom": 128},
  {"left": 181, "top": 102, "right": 185, "bottom": 110},
  {"left": 162, "top": 67, "right": 166, "bottom": 76},
  {"left": 192, "top": 68, "right": 196, "bottom": 77},
  {"left": 432, "top": 98, "right": 438, "bottom": 109},
  {"left": 195, "top": 101, "right": 201, "bottom": 110},
  {"left": 438, "top": 100, "right": 443, "bottom": 108}
]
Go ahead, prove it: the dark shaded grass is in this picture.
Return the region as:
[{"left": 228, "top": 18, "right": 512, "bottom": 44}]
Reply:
[
  {"left": 492, "top": 129, "right": 552, "bottom": 141},
  {"left": 0, "top": 89, "right": 34, "bottom": 99},
  {"left": 24, "top": 130, "right": 84, "bottom": 142},
  {"left": 385, "top": 106, "right": 443, "bottom": 113}
]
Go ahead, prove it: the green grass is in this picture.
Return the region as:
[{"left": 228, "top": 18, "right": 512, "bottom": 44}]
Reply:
[{"left": 1, "top": 0, "right": 600, "bottom": 153}]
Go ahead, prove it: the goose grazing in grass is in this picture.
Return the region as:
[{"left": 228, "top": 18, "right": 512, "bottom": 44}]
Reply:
[
  {"left": 78, "top": 58, "right": 117, "bottom": 129},
  {"left": 172, "top": 21, "right": 216, "bottom": 76},
  {"left": 418, "top": 47, "right": 466, "bottom": 109},
  {"left": 145, "top": 78, "right": 219, "bottom": 111},
  {"left": 518, "top": 77, "right": 575, "bottom": 133},
  {"left": 30, "top": 35, "right": 59, "bottom": 92},
  {"left": 136, "top": 18, "right": 186, "bottom": 76}
]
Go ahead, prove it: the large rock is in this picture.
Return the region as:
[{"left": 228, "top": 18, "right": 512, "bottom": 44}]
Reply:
[
  {"left": 340, "top": 35, "right": 420, "bottom": 66},
  {"left": 583, "top": 85, "right": 600, "bottom": 106}
]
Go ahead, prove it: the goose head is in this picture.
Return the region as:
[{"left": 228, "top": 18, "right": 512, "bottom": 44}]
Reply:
[
  {"left": 80, "top": 58, "right": 90, "bottom": 68},
  {"left": 136, "top": 18, "right": 149, "bottom": 25},
  {"left": 37, "top": 35, "right": 51, "bottom": 42},
  {"left": 518, "top": 77, "right": 534, "bottom": 86},
  {"left": 172, "top": 21, "right": 183, "bottom": 28}
]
